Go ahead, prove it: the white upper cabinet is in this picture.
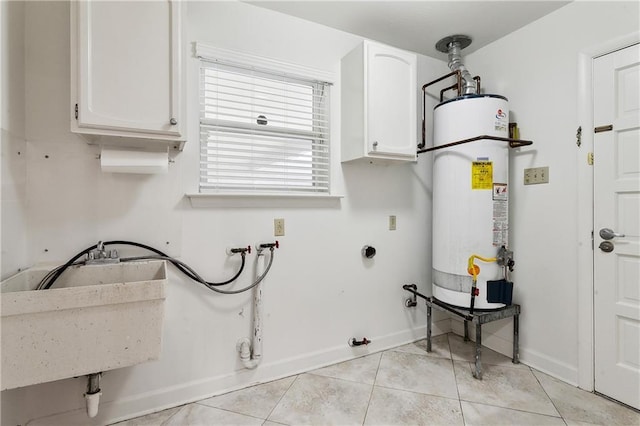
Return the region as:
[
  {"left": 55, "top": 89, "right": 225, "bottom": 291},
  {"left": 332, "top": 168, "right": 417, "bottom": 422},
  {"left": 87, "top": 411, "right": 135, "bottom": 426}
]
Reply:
[
  {"left": 71, "top": 1, "right": 185, "bottom": 147},
  {"left": 341, "top": 40, "right": 417, "bottom": 163}
]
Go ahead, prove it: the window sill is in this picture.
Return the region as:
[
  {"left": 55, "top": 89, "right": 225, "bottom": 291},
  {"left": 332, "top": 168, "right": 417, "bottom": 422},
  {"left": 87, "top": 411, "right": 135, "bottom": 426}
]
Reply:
[{"left": 185, "top": 193, "right": 343, "bottom": 208}]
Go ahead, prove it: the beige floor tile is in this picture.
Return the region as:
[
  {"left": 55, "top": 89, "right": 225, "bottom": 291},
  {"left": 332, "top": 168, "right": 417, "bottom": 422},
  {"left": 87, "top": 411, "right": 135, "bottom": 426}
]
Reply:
[
  {"left": 268, "top": 374, "right": 372, "bottom": 426},
  {"left": 454, "top": 361, "right": 559, "bottom": 417},
  {"left": 198, "top": 376, "right": 296, "bottom": 419},
  {"left": 164, "top": 403, "right": 263, "bottom": 425},
  {"left": 364, "top": 386, "right": 463, "bottom": 425},
  {"left": 391, "top": 334, "right": 452, "bottom": 360},
  {"left": 310, "top": 352, "right": 382, "bottom": 385},
  {"left": 461, "top": 401, "right": 565, "bottom": 425},
  {"left": 375, "top": 350, "right": 458, "bottom": 399},
  {"left": 108, "top": 334, "right": 640, "bottom": 426},
  {"left": 110, "top": 406, "right": 182, "bottom": 426},
  {"left": 448, "top": 333, "right": 526, "bottom": 369},
  {"left": 533, "top": 369, "right": 640, "bottom": 425}
]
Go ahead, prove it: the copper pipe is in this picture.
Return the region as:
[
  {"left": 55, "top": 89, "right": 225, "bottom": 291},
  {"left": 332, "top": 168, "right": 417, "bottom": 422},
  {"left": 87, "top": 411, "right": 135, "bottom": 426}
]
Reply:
[
  {"left": 417, "top": 135, "right": 533, "bottom": 155},
  {"left": 421, "top": 70, "right": 462, "bottom": 92},
  {"left": 419, "top": 71, "right": 462, "bottom": 148},
  {"left": 473, "top": 76, "right": 481, "bottom": 93},
  {"left": 440, "top": 83, "right": 459, "bottom": 102}
]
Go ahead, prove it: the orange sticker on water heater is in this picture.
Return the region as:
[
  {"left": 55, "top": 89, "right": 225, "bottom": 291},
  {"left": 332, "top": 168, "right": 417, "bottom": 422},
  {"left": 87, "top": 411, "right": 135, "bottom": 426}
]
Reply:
[{"left": 471, "top": 161, "right": 493, "bottom": 190}]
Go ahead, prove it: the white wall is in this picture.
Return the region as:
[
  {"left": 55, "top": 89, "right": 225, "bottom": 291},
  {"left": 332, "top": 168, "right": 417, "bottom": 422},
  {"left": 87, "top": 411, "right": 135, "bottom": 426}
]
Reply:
[
  {"left": 1, "top": 2, "right": 449, "bottom": 424},
  {"left": 462, "top": 0, "right": 639, "bottom": 384},
  {"left": 1, "top": 0, "right": 27, "bottom": 279}
]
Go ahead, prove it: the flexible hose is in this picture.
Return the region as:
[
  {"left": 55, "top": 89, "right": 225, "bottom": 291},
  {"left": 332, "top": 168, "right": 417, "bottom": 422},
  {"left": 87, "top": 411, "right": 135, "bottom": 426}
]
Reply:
[
  {"left": 467, "top": 254, "right": 497, "bottom": 282},
  {"left": 121, "top": 249, "right": 274, "bottom": 295},
  {"left": 39, "top": 240, "right": 247, "bottom": 290}
]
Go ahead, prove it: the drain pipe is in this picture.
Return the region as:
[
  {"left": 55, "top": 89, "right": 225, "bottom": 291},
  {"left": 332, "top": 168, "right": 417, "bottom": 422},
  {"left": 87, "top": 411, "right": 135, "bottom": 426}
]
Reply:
[
  {"left": 84, "top": 373, "right": 102, "bottom": 418},
  {"left": 237, "top": 243, "right": 277, "bottom": 369},
  {"left": 436, "top": 35, "right": 477, "bottom": 95},
  {"left": 236, "top": 275, "right": 263, "bottom": 369}
]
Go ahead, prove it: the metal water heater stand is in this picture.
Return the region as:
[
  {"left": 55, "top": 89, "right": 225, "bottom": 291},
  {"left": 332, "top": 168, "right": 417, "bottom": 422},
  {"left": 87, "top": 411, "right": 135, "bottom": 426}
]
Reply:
[{"left": 403, "top": 284, "right": 520, "bottom": 379}]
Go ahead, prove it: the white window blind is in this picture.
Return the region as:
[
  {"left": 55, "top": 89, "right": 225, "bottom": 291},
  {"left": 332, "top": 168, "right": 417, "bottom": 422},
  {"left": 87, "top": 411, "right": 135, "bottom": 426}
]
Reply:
[{"left": 199, "top": 59, "right": 331, "bottom": 194}]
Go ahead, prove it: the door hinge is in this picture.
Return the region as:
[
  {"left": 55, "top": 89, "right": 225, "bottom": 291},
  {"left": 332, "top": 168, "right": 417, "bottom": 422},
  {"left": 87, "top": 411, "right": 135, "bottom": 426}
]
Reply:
[
  {"left": 74, "top": 103, "right": 78, "bottom": 120},
  {"left": 576, "top": 126, "right": 582, "bottom": 147},
  {"left": 591, "top": 230, "right": 594, "bottom": 250},
  {"left": 588, "top": 152, "right": 594, "bottom": 165},
  {"left": 594, "top": 124, "right": 613, "bottom": 133}
]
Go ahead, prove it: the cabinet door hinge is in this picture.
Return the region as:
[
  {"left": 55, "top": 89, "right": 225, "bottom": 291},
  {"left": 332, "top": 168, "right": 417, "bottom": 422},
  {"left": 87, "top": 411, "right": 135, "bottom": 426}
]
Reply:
[
  {"left": 587, "top": 152, "right": 594, "bottom": 165},
  {"left": 75, "top": 103, "right": 78, "bottom": 120}
]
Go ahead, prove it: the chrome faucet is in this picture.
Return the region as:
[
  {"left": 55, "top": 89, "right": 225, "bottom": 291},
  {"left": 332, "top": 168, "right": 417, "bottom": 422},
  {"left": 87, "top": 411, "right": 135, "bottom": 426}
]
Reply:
[
  {"left": 96, "top": 241, "right": 107, "bottom": 259},
  {"left": 86, "top": 241, "right": 120, "bottom": 264}
]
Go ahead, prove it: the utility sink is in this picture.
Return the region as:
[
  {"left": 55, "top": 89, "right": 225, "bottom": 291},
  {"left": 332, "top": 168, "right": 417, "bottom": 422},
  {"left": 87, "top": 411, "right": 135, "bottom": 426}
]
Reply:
[{"left": 1, "top": 260, "right": 166, "bottom": 390}]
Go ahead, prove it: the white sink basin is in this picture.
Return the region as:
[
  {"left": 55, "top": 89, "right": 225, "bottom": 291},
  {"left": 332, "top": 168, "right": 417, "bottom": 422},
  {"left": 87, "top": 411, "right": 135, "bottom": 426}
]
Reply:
[{"left": 1, "top": 260, "right": 166, "bottom": 390}]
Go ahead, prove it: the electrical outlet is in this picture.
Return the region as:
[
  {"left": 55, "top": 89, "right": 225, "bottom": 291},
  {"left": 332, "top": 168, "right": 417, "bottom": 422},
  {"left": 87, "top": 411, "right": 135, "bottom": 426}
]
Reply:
[
  {"left": 389, "top": 215, "right": 397, "bottom": 231},
  {"left": 274, "top": 218, "right": 285, "bottom": 236},
  {"left": 524, "top": 167, "right": 549, "bottom": 185}
]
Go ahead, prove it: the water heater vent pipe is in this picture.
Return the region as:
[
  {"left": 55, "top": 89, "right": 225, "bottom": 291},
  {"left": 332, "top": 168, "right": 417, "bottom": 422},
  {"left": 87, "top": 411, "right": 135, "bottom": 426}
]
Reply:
[{"left": 436, "top": 35, "right": 477, "bottom": 95}]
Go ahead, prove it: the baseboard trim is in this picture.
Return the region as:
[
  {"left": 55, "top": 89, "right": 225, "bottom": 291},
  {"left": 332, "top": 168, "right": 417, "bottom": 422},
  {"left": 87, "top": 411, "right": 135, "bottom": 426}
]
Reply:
[
  {"left": 450, "top": 321, "right": 578, "bottom": 386},
  {"left": 28, "top": 322, "right": 451, "bottom": 425}
]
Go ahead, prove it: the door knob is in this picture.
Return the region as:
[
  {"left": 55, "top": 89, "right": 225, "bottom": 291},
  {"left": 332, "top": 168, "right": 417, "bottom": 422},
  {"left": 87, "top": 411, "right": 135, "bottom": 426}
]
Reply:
[
  {"left": 599, "top": 228, "right": 625, "bottom": 240},
  {"left": 599, "top": 241, "right": 614, "bottom": 253}
]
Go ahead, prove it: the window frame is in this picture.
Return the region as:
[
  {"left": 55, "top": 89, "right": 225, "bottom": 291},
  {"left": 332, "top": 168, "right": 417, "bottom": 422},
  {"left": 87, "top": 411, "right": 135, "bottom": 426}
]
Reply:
[{"left": 196, "top": 44, "right": 334, "bottom": 196}]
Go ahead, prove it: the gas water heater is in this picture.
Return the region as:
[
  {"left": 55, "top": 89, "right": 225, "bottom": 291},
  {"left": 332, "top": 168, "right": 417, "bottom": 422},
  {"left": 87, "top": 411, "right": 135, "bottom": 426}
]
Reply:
[
  {"left": 423, "top": 35, "right": 531, "bottom": 311},
  {"left": 431, "top": 94, "right": 511, "bottom": 309}
]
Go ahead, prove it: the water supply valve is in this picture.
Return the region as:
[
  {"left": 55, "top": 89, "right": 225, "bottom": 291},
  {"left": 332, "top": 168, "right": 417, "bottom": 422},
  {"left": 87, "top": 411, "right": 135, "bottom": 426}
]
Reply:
[
  {"left": 349, "top": 337, "right": 371, "bottom": 347},
  {"left": 229, "top": 245, "right": 251, "bottom": 255},
  {"left": 259, "top": 241, "right": 279, "bottom": 250},
  {"left": 257, "top": 241, "right": 279, "bottom": 255}
]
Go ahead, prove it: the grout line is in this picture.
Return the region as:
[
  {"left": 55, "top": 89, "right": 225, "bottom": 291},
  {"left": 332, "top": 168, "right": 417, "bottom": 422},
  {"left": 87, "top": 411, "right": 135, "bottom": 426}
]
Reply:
[
  {"left": 449, "top": 333, "right": 467, "bottom": 425},
  {"left": 263, "top": 374, "right": 300, "bottom": 423},
  {"left": 458, "top": 398, "right": 565, "bottom": 421},
  {"left": 361, "top": 350, "right": 385, "bottom": 425},
  {"left": 194, "top": 404, "right": 267, "bottom": 422},
  {"left": 372, "top": 383, "right": 462, "bottom": 402},
  {"left": 159, "top": 404, "right": 187, "bottom": 426},
  {"left": 531, "top": 368, "right": 566, "bottom": 422}
]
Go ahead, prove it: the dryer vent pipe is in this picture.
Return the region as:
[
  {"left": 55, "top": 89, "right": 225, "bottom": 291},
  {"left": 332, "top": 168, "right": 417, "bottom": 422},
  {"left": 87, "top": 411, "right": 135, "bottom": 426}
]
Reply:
[{"left": 436, "top": 35, "right": 477, "bottom": 95}]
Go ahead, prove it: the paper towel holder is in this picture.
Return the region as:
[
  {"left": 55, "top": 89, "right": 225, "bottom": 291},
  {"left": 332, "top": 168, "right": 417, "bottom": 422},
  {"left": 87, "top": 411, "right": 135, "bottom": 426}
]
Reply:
[{"left": 99, "top": 146, "right": 171, "bottom": 174}]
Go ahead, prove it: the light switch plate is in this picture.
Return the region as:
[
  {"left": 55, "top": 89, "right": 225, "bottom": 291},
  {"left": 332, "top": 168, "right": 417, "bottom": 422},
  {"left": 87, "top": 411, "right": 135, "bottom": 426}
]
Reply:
[
  {"left": 524, "top": 167, "right": 549, "bottom": 185},
  {"left": 274, "top": 218, "right": 285, "bottom": 236}
]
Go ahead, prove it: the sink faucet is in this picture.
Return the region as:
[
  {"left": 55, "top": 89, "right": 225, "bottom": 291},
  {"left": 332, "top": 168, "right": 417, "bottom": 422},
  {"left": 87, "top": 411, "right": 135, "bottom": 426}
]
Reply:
[
  {"left": 96, "top": 241, "right": 107, "bottom": 259},
  {"left": 86, "top": 241, "right": 119, "bottom": 265}
]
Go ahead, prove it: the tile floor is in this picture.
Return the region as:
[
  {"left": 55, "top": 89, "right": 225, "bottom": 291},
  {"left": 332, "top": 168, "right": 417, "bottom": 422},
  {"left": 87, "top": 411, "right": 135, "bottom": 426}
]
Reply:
[{"left": 113, "top": 333, "right": 640, "bottom": 426}]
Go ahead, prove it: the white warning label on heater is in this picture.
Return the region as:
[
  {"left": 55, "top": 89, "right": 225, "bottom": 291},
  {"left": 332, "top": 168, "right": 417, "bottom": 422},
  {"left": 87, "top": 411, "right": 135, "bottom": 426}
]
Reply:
[
  {"left": 494, "top": 108, "right": 508, "bottom": 132},
  {"left": 493, "top": 187, "right": 508, "bottom": 246},
  {"left": 493, "top": 183, "right": 508, "bottom": 201}
]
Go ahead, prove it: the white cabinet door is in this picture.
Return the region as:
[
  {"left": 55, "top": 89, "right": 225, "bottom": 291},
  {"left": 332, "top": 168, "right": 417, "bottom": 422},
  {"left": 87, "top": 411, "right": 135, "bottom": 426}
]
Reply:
[
  {"left": 366, "top": 42, "right": 416, "bottom": 158},
  {"left": 71, "top": 0, "right": 183, "bottom": 141},
  {"left": 341, "top": 40, "right": 417, "bottom": 163}
]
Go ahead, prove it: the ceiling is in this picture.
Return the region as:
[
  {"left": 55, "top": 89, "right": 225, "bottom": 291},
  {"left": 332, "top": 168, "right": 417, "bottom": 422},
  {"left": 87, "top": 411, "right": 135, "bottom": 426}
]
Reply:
[{"left": 244, "top": 1, "right": 571, "bottom": 59}]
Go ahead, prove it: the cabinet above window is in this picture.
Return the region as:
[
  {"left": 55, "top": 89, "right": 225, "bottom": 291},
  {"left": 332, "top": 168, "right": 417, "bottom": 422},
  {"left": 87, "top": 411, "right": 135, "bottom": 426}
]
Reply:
[{"left": 70, "top": 0, "right": 185, "bottom": 149}]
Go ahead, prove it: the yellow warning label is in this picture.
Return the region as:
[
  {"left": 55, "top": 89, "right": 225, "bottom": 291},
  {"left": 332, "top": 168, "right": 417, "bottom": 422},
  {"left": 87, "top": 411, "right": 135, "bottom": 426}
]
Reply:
[{"left": 472, "top": 161, "right": 493, "bottom": 190}]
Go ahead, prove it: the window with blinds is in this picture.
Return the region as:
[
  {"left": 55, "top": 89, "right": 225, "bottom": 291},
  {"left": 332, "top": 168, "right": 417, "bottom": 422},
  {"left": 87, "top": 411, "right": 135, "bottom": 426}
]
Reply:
[{"left": 199, "top": 60, "right": 331, "bottom": 194}]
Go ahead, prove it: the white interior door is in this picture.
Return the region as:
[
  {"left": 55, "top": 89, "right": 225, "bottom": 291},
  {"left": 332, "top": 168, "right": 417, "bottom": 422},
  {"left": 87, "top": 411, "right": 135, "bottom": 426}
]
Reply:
[{"left": 593, "top": 43, "right": 640, "bottom": 410}]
